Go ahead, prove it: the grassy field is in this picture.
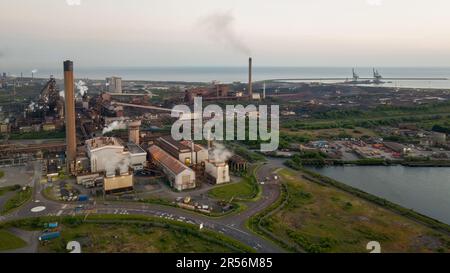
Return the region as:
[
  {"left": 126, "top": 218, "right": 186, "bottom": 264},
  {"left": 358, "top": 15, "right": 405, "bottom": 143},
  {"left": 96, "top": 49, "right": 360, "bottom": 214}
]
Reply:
[
  {"left": 0, "top": 171, "right": 4, "bottom": 179},
  {"left": 0, "top": 230, "right": 27, "bottom": 251},
  {"left": 6, "top": 131, "right": 65, "bottom": 140},
  {"left": 2, "top": 215, "right": 253, "bottom": 253},
  {"left": 260, "top": 169, "right": 450, "bottom": 253},
  {"left": 40, "top": 223, "right": 239, "bottom": 253},
  {"left": 0, "top": 185, "right": 20, "bottom": 197},
  {"left": 282, "top": 127, "right": 377, "bottom": 141},
  {"left": 282, "top": 102, "right": 450, "bottom": 131},
  {"left": 0, "top": 187, "right": 32, "bottom": 215},
  {"left": 208, "top": 174, "right": 260, "bottom": 201}
]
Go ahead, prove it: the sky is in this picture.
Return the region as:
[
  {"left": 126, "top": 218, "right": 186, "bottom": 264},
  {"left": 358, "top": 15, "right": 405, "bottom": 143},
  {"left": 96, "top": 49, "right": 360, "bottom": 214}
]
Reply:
[{"left": 1, "top": 0, "right": 450, "bottom": 70}]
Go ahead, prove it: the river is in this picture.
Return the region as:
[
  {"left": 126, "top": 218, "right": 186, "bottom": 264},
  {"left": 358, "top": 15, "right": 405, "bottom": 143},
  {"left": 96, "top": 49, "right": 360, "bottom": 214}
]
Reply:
[{"left": 309, "top": 166, "right": 450, "bottom": 225}]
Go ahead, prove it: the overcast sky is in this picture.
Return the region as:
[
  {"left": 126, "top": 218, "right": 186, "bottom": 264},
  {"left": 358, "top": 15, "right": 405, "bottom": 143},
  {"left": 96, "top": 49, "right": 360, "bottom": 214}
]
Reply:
[{"left": 1, "top": 0, "right": 450, "bottom": 70}]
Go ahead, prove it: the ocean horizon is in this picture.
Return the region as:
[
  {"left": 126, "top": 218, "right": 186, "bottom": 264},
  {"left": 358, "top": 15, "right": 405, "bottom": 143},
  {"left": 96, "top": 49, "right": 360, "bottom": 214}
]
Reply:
[{"left": 6, "top": 66, "right": 450, "bottom": 88}]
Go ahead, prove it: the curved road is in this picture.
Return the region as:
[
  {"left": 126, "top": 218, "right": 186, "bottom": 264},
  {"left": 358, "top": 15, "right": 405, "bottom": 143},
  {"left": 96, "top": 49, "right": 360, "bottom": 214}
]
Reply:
[{"left": 0, "top": 160, "right": 286, "bottom": 253}]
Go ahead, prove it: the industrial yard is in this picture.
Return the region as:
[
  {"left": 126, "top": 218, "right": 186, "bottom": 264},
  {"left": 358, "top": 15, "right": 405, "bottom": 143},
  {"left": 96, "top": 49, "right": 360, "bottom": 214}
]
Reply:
[{"left": 1, "top": 57, "right": 450, "bottom": 254}]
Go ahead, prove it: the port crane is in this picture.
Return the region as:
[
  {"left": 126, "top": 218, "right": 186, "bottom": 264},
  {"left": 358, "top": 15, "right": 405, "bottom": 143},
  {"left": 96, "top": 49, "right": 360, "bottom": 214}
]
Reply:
[
  {"left": 373, "top": 68, "right": 383, "bottom": 83},
  {"left": 352, "top": 68, "right": 360, "bottom": 82}
]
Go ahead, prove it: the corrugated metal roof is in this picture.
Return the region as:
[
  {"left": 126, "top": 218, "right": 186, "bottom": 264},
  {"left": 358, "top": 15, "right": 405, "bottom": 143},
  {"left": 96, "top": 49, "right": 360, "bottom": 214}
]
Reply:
[
  {"left": 160, "top": 136, "right": 190, "bottom": 152},
  {"left": 180, "top": 140, "right": 206, "bottom": 152},
  {"left": 126, "top": 142, "right": 146, "bottom": 154},
  {"left": 149, "top": 145, "right": 191, "bottom": 175}
]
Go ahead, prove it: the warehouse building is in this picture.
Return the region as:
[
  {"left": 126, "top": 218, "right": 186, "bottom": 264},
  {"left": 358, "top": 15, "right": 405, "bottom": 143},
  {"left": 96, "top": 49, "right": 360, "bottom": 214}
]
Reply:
[
  {"left": 156, "top": 136, "right": 208, "bottom": 166},
  {"left": 86, "top": 137, "right": 130, "bottom": 176},
  {"left": 85, "top": 137, "right": 146, "bottom": 193},
  {"left": 149, "top": 145, "right": 196, "bottom": 191},
  {"left": 126, "top": 142, "right": 147, "bottom": 171}
]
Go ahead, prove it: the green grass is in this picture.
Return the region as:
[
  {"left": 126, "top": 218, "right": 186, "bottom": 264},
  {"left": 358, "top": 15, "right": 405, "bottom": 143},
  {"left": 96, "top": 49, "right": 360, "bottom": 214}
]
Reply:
[
  {"left": 6, "top": 130, "right": 65, "bottom": 140},
  {"left": 282, "top": 102, "right": 450, "bottom": 131},
  {"left": 250, "top": 168, "right": 450, "bottom": 253},
  {"left": 0, "top": 171, "right": 4, "bottom": 179},
  {"left": 1, "top": 187, "right": 32, "bottom": 215},
  {"left": 42, "top": 186, "right": 59, "bottom": 202},
  {"left": 0, "top": 185, "right": 20, "bottom": 197},
  {"left": 1, "top": 215, "right": 255, "bottom": 253},
  {"left": 40, "top": 223, "right": 237, "bottom": 253},
  {"left": 0, "top": 230, "right": 27, "bottom": 251},
  {"left": 208, "top": 171, "right": 260, "bottom": 201}
]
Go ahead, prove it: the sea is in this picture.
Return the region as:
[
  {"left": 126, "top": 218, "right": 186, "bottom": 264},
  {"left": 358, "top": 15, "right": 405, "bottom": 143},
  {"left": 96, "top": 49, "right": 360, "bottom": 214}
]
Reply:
[{"left": 21, "top": 66, "right": 450, "bottom": 89}]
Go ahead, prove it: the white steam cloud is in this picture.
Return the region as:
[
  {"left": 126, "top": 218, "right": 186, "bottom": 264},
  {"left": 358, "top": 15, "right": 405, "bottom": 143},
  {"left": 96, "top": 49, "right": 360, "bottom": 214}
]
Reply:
[
  {"left": 31, "top": 69, "right": 38, "bottom": 74},
  {"left": 198, "top": 10, "right": 251, "bottom": 55},
  {"left": 102, "top": 119, "right": 126, "bottom": 134},
  {"left": 28, "top": 101, "right": 37, "bottom": 111},
  {"left": 210, "top": 142, "right": 233, "bottom": 163},
  {"left": 103, "top": 151, "right": 130, "bottom": 177},
  {"left": 75, "top": 80, "right": 88, "bottom": 97}
]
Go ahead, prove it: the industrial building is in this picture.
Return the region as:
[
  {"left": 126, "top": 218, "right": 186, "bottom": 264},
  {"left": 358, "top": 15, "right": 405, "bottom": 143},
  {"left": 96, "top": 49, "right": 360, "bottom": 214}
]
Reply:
[
  {"left": 149, "top": 145, "right": 196, "bottom": 191},
  {"left": 126, "top": 142, "right": 147, "bottom": 171},
  {"left": 104, "top": 174, "right": 133, "bottom": 194},
  {"left": 85, "top": 137, "right": 146, "bottom": 174},
  {"left": 86, "top": 137, "right": 129, "bottom": 176},
  {"left": 152, "top": 136, "right": 231, "bottom": 186},
  {"left": 205, "top": 160, "right": 230, "bottom": 184},
  {"left": 228, "top": 154, "right": 248, "bottom": 173},
  {"left": 184, "top": 57, "right": 255, "bottom": 103},
  {"left": 107, "top": 76, "right": 122, "bottom": 94},
  {"left": 84, "top": 136, "right": 146, "bottom": 193},
  {"left": 155, "top": 136, "right": 208, "bottom": 166}
]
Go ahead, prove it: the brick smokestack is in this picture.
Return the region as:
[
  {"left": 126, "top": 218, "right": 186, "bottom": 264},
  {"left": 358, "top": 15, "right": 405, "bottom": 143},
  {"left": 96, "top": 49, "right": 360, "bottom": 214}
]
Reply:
[
  {"left": 248, "top": 57, "right": 253, "bottom": 98},
  {"left": 64, "top": 60, "right": 76, "bottom": 171}
]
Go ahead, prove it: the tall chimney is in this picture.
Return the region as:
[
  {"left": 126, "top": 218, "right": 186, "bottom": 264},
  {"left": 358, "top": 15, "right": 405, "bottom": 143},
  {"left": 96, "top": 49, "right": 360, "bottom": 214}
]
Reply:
[
  {"left": 64, "top": 60, "right": 76, "bottom": 171},
  {"left": 263, "top": 81, "right": 266, "bottom": 99},
  {"left": 248, "top": 57, "right": 253, "bottom": 98},
  {"left": 191, "top": 141, "right": 195, "bottom": 166}
]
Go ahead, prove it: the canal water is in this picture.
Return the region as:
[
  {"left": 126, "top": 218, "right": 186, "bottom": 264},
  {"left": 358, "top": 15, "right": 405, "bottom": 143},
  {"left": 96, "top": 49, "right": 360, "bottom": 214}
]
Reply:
[{"left": 309, "top": 166, "right": 450, "bottom": 225}]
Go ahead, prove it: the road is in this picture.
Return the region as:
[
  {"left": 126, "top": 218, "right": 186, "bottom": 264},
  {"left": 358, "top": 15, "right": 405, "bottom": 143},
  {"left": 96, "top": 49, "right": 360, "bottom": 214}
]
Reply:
[{"left": 0, "top": 160, "right": 286, "bottom": 253}]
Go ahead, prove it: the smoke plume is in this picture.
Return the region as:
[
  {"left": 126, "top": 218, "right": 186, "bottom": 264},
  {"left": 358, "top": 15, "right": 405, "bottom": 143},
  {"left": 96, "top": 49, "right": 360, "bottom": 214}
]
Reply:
[
  {"left": 210, "top": 142, "right": 233, "bottom": 163},
  {"left": 102, "top": 119, "right": 126, "bottom": 134},
  {"left": 198, "top": 10, "right": 251, "bottom": 55},
  {"left": 28, "top": 101, "right": 37, "bottom": 111},
  {"left": 75, "top": 80, "right": 88, "bottom": 97}
]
